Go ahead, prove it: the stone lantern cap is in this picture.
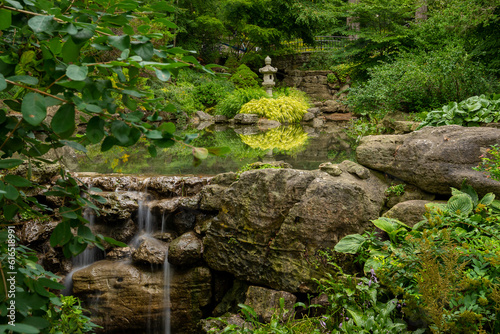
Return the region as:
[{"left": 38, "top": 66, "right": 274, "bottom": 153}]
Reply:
[{"left": 259, "top": 56, "right": 277, "bottom": 75}]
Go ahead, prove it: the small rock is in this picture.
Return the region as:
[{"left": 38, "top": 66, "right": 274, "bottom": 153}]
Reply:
[
  {"left": 132, "top": 237, "right": 169, "bottom": 265},
  {"left": 258, "top": 119, "right": 281, "bottom": 130},
  {"left": 214, "top": 115, "right": 228, "bottom": 123},
  {"left": 168, "top": 231, "right": 203, "bottom": 266},
  {"left": 197, "top": 121, "right": 213, "bottom": 130},
  {"left": 340, "top": 160, "right": 370, "bottom": 179},
  {"left": 233, "top": 113, "right": 259, "bottom": 124},
  {"left": 312, "top": 118, "right": 324, "bottom": 128},
  {"left": 244, "top": 286, "right": 297, "bottom": 323},
  {"left": 302, "top": 112, "right": 315, "bottom": 122},
  {"left": 319, "top": 162, "right": 342, "bottom": 176},
  {"left": 307, "top": 107, "right": 321, "bottom": 116},
  {"left": 107, "top": 247, "right": 132, "bottom": 260},
  {"left": 196, "top": 110, "right": 214, "bottom": 121}
]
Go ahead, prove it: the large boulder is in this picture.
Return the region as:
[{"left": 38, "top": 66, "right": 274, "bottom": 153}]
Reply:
[
  {"left": 202, "top": 165, "right": 388, "bottom": 293},
  {"left": 72, "top": 260, "right": 212, "bottom": 334},
  {"left": 356, "top": 125, "right": 500, "bottom": 196}
]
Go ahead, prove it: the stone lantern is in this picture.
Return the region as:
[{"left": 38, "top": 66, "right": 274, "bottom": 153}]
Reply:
[{"left": 259, "top": 56, "right": 277, "bottom": 97}]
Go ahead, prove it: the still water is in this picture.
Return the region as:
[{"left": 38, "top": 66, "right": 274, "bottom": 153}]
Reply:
[{"left": 72, "top": 123, "right": 357, "bottom": 176}]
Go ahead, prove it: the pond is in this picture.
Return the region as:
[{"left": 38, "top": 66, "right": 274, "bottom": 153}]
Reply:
[{"left": 71, "top": 122, "right": 358, "bottom": 176}]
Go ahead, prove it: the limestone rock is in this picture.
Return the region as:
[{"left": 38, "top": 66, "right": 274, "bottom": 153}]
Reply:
[
  {"left": 168, "top": 231, "right": 203, "bottom": 266},
  {"left": 244, "top": 286, "right": 297, "bottom": 323},
  {"left": 340, "top": 160, "right": 371, "bottom": 179},
  {"left": 302, "top": 112, "right": 315, "bottom": 122},
  {"left": 196, "top": 110, "right": 214, "bottom": 122},
  {"left": 383, "top": 200, "right": 437, "bottom": 227},
  {"left": 321, "top": 100, "right": 348, "bottom": 113},
  {"left": 312, "top": 118, "right": 324, "bottom": 128},
  {"left": 132, "top": 236, "right": 169, "bottom": 265},
  {"left": 73, "top": 261, "right": 212, "bottom": 334},
  {"left": 385, "top": 185, "right": 435, "bottom": 209},
  {"left": 356, "top": 125, "right": 500, "bottom": 196},
  {"left": 203, "top": 168, "right": 388, "bottom": 292},
  {"left": 214, "top": 115, "right": 228, "bottom": 123},
  {"left": 258, "top": 119, "right": 281, "bottom": 130},
  {"left": 18, "top": 219, "right": 58, "bottom": 246},
  {"left": 200, "top": 314, "right": 251, "bottom": 334},
  {"left": 319, "top": 162, "right": 342, "bottom": 176},
  {"left": 106, "top": 247, "right": 132, "bottom": 260},
  {"left": 234, "top": 113, "right": 259, "bottom": 125}
]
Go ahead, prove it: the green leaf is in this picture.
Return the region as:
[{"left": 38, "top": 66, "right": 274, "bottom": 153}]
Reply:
[
  {"left": 49, "top": 38, "right": 62, "bottom": 54},
  {"left": 110, "top": 120, "right": 130, "bottom": 144},
  {"left": 0, "top": 158, "right": 23, "bottom": 169},
  {"left": 50, "top": 221, "right": 72, "bottom": 247},
  {"left": 148, "top": 145, "right": 157, "bottom": 157},
  {"left": 4, "top": 205, "right": 18, "bottom": 220},
  {"left": 5, "top": 184, "right": 19, "bottom": 200},
  {"left": 0, "top": 324, "right": 40, "bottom": 334},
  {"left": 158, "top": 122, "right": 175, "bottom": 134},
  {"left": 66, "top": 64, "right": 88, "bottom": 81},
  {"left": 108, "top": 35, "right": 130, "bottom": 51},
  {"left": 62, "top": 38, "right": 82, "bottom": 63},
  {"left": 371, "top": 217, "right": 407, "bottom": 234},
  {"left": 207, "top": 147, "right": 231, "bottom": 156},
  {"left": 480, "top": 193, "right": 495, "bottom": 206},
  {"left": 21, "top": 316, "right": 50, "bottom": 330},
  {"left": 60, "top": 140, "right": 87, "bottom": 153},
  {"left": 87, "top": 116, "right": 105, "bottom": 144},
  {"left": 0, "top": 73, "right": 6, "bottom": 91},
  {"left": 68, "top": 238, "right": 87, "bottom": 255},
  {"left": 132, "top": 42, "right": 154, "bottom": 60},
  {"left": 22, "top": 92, "right": 46, "bottom": 126},
  {"left": 4, "top": 175, "right": 32, "bottom": 187},
  {"left": 28, "top": 15, "right": 54, "bottom": 33},
  {"left": 447, "top": 193, "right": 474, "bottom": 216},
  {"left": 0, "top": 9, "right": 12, "bottom": 30},
  {"left": 7, "top": 75, "right": 39, "bottom": 85},
  {"left": 102, "top": 236, "right": 128, "bottom": 247},
  {"left": 193, "top": 147, "right": 208, "bottom": 160},
  {"left": 78, "top": 225, "right": 95, "bottom": 240},
  {"left": 101, "top": 136, "right": 117, "bottom": 151},
  {"left": 60, "top": 206, "right": 77, "bottom": 219},
  {"left": 38, "top": 277, "right": 65, "bottom": 290},
  {"left": 334, "top": 234, "right": 366, "bottom": 254},
  {"left": 154, "top": 68, "right": 171, "bottom": 82},
  {"left": 51, "top": 104, "right": 75, "bottom": 138}
]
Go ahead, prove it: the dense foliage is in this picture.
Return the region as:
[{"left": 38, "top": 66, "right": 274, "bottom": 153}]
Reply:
[{"left": 239, "top": 96, "right": 309, "bottom": 123}]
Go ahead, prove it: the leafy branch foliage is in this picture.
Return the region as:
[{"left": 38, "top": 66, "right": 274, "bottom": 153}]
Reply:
[{"left": 0, "top": 0, "right": 219, "bottom": 332}]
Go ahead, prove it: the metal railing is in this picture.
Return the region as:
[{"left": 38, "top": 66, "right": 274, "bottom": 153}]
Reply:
[{"left": 278, "top": 36, "right": 350, "bottom": 52}]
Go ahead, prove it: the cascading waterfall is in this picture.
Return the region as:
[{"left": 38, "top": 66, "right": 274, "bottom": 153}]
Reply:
[
  {"left": 62, "top": 207, "right": 103, "bottom": 295},
  {"left": 163, "top": 248, "right": 173, "bottom": 334}
]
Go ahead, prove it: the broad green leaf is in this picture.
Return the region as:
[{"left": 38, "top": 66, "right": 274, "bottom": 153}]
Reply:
[
  {"left": 51, "top": 104, "right": 75, "bottom": 138},
  {"left": 68, "top": 238, "right": 87, "bottom": 255},
  {"left": 480, "top": 193, "right": 495, "bottom": 206},
  {"left": 154, "top": 68, "right": 171, "bottom": 82},
  {"left": 5, "top": 184, "right": 19, "bottom": 200},
  {"left": 60, "top": 206, "right": 77, "bottom": 219},
  {"left": 0, "top": 158, "right": 23, "bottom": 169},
  {"left": 77, "top": 225, "right": 95, "bottom": 240},
  {"left": 154, "top": 138, "right": 174, "bottom": 148},
  {"left": 0, "top": 9, "right": 12, "bottom": 30},
  {"left": 150, "top": 2, "right": 175, "bottom": 12},
  {"left": 207, "top": 147, "right": 231, "bottom": 156},
  {"left": 3, "top": 205, "right": 18, "bottom": 220},
  {"left": 59, "top": 140, "right": 87, "bottom": 153},
  {"left": 4, "top": 0, "right": 22, "bottom": 9},
  {"left": 145, "top": 130, "right": 162, "bottom": 139},
  {"left": 22, "top": 93, "right": 46, "bottom": 126},
  {"left": 447, "top": 193, "right": 474, "bottom": 216},
  {"left": 70, "top": 25, "right": 95, "bottom": 44},
  {"left": 62, "top": 38, "right": 82, "bottom": 63},
  {"left": 66, "top": 64, "right": 88, "bottom": 81},
  {"left": 49, "top": 38, "right": 62, "bottom": 54},
  {"left": 148, "top": 145, "right": 157, "bottom": 157},
  {"left": 4, "top": 175, "right": 32, "bottom": 187},
  {"left": 0, "top": 73, "right": 6, "bottom": 91},
  {"left": 38, "top": 277, "right": 65, "bottom": 290},
  {"left": 7, "top": 75, "right": 39, "bottom": 85},
  {"left": 193, "top": 147, "right": 208, "bottom": 160},
  {"left": 110, "top": 120, "right": 130, "bottom": 144},
  {"left": 334, "top": 234, "right": 366, "bottom": 254},
  {"left": 371, "top": 217, "right": 404, "bottom": 234},
  {"left": 108, "top": 35, "right": 130, "bottom": 51},
  {"left": 87, "top": 116, "right": 105, "bottom": 143},
  {"left": 101, "top": 136, "right": 117, "bottom": 151},
  {"left": 102, "top": 236, "right": 128, "bottom": 247},
  {"left": 21, "top": 316, "right": 50, "bottom": 330},
  {"left": 0, "top": 324, "right": 40, "bottom": 334},
  {"left": 158, "top": 122, "right": 175, "bottom": 134},
  {"left": 28, "top": 15, "right": 54, "bottom": 33},
  {"left": 132, "top": 42, "right": 154, "bottom": 60},
  {"left": 50, "top": 221, "right": 72, "bottom": 247}
]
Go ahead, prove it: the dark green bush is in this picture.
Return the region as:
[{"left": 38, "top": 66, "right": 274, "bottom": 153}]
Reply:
[
  {"left": 348, "top": 44, "right": 499, "bottom": 117},
  {"left": 193, "top": 80, "right": 234, "bottom": 109},
  {"left": 229, "top": 64, "right": 261, "bottom": 88}
]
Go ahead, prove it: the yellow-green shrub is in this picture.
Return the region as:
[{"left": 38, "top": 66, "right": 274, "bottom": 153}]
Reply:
[{"left": 239, "top": 96, "right": 309, "bottom": 123}]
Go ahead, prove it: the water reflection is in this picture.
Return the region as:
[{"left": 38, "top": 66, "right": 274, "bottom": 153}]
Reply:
[{"left": 72, "top": 123, "right": 357, "bottom": 176}]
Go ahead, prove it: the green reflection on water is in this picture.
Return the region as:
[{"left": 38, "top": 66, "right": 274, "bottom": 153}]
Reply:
[{"left": 75, "top": 125, "right": 357, "bottom": 176}]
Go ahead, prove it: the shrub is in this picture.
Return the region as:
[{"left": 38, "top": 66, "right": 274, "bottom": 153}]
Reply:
[
  {"left": 239, "top": 96, "right": 309, "bottom": 123},
  {"left": 214, "top": 88, "right": 268, "bottom": 118},
  {"left": 417, "top": 94, "right": 500, "bottom": 129},
  {"left": 229, "top": 64, "right": 261, "bottom": 88},
  {"left": 474, "top": 144, "right": 500, "bottom": 181},
  {"left": 193, "top": 80, "right": 234, "bottom": 109},
  {"left": 348, "top": 45, "right": 499, "bottom": 117},
  {"left": 239, "top": 125, "right": 308, "bottom": 153}
]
